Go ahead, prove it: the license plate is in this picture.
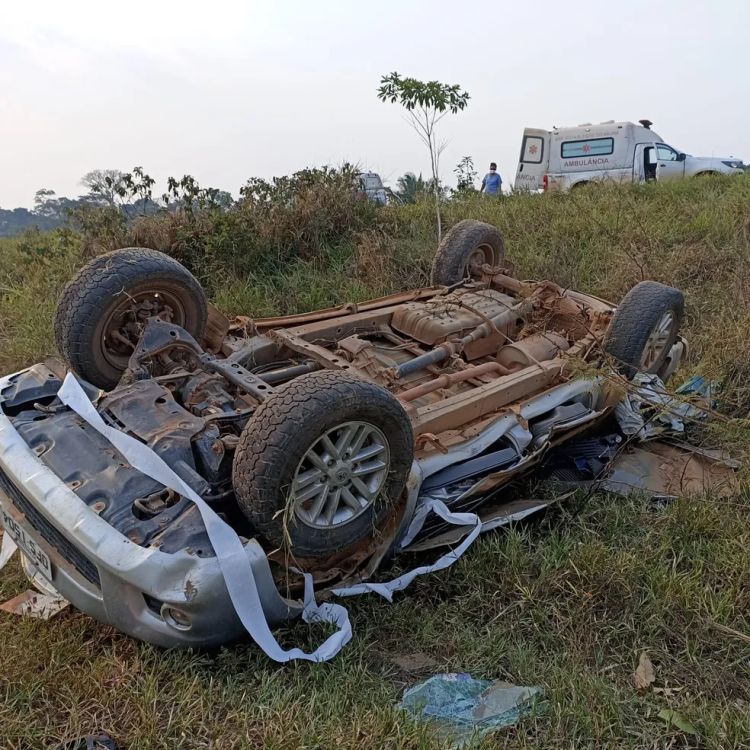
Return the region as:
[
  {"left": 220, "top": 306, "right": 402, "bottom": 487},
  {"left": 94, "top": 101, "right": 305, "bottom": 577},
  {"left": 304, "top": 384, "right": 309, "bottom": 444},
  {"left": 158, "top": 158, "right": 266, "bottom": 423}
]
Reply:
[{"left": 0, "top": 505, "right": 53, "bottom": 582}]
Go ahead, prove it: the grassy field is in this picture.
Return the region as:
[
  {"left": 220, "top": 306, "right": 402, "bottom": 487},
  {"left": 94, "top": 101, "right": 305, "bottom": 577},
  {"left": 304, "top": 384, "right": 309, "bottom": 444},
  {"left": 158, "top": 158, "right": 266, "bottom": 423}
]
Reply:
[{"left": 0, "top": 177, "right": 749, "bottom": 749}]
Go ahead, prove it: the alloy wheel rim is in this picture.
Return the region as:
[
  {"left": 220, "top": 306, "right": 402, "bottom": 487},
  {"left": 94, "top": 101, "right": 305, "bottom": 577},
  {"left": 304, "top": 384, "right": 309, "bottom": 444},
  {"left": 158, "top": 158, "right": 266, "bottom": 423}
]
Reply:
[
  {"left": 292, "top": 421, "right": 390, "bottom": 529},
  {"left": 640, "top": 310, "right": 675, "bottom": 371}
]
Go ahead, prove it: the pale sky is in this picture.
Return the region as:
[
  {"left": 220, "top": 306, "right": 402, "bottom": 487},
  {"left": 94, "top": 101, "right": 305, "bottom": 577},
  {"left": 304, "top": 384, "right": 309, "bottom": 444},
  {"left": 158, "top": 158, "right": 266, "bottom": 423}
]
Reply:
[{"left": 1, "top": 0, "right": 748, "bottom": 207}]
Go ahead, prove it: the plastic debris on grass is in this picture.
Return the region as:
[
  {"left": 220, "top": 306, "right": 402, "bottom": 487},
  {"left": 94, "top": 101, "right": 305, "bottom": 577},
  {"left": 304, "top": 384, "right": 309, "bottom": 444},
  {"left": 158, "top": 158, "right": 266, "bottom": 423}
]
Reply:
[
  {"left": 0, "top": 533, "right": 70, "bottom": 620},
  {"left": 615, "top": 374, "right": 715, "bottom": 440},
  {"left": 0, "top": 588, "right": 69, "bottom": 619},
  {"left": 399, "top": 673, "right": 542, "bottom": 748}
]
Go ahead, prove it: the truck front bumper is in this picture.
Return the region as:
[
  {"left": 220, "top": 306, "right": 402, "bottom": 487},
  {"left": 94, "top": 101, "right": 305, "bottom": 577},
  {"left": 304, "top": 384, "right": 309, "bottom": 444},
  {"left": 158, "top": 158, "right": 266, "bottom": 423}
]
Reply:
[{"left": 0, "top": 371, "right": 301, "bottom": 648}]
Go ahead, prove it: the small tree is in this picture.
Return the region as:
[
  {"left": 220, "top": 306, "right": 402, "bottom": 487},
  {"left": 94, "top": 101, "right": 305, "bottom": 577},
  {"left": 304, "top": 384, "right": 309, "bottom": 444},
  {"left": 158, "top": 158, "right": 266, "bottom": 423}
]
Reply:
[
  {"left": 33, "top": 189, "right": 78, "bottom": 221},
  {"left": 33, "top": 189, "right": 57, "bottom": 217},
  {"left": 122, "top": 166, "right": 156, "bottom": 215},
  {"left": 163, "top": 175, "right": 233, "bottom": 217},
  {"left": 454, "top": 156, "right": 477, "bottom": 193},
  {"left": 378, "top": 72, "right": 469, "bottom": 240}
]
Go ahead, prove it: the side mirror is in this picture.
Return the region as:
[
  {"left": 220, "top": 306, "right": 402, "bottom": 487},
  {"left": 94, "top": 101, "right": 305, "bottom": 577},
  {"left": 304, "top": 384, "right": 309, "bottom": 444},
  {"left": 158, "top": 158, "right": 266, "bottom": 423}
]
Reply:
[{"left": 677, "top": 152, "right": 686, "bottom": 162}]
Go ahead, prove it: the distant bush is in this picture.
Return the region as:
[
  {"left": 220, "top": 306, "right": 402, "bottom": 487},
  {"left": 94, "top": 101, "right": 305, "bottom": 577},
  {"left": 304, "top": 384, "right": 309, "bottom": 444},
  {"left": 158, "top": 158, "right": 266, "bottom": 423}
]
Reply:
[
  {"left": 126, "top": 165, "right": 382, "bottom": 289},
  {"left": 14, "top": 226, "right": 79, "bottom": 266},
  {"left": 68, "top": 204, "right": 128, "bottom": 258}
]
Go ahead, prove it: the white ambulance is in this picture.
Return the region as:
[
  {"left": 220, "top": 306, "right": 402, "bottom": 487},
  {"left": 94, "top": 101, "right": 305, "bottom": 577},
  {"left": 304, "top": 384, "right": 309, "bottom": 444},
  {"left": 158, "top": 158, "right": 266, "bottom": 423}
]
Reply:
[{"left": 514, "top": 119, "right": 745, "bottom": 192}]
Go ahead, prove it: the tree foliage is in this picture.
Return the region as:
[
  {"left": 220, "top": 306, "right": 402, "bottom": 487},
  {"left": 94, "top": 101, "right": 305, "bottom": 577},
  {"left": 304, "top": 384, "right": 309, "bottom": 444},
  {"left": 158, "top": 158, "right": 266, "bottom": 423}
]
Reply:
[
  {"left": 378, "top": 72, "right": 469, "bottom": 238},
  {"left": 163, "top": 175, "right": 233, "bottom": 216},
  {"left": 80, "top": 169, "right": 128, "bottom": 206},
  {"left": 454, "top": 156, "right": 477, "bottom": 193},
  {"left": 395, "top": 172, "right": 426, "bottom": 204},
  {"left": 377, "top": 73, "right": 470, "bottom": 114},
  {"left": 123, "top": 167, "right": 156, "bottom": 215}
]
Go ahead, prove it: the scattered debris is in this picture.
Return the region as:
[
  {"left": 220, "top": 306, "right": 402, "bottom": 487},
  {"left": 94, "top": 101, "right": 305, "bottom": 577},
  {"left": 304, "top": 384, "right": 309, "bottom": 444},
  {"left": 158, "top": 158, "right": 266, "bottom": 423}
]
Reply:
[
  {"left": 633, "top": 652, "right": 656, "bottom": 690},
  {"left": 615, "top": 374, "right": 714, "bottom": 440},
  {"left": 603, "top": 441, "right": 738, "bottom": 499},
  {"left": 0, "top": 534, "right": 70, "bottom": 619},
  {"left": 399, "top": 673, "right": 542, "bottom": 748},
  {"left": 657, "top": 708, "right": 698, "bottom": 736},
  {"left": 401, "top": 498, "right": 554, "bottom": 553},
  {"left": 0, "top": 589, "right": 69, "bottom": 619},
  {"left": 543, "top": 424, "right": 739, "bottom": 502}
]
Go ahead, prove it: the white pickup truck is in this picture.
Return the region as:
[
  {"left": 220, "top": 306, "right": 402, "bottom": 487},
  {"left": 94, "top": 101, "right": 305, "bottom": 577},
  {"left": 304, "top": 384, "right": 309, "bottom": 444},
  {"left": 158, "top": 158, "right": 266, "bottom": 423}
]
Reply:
[{"left": 514, "top": 119, "right": 745, "bottom": 192}]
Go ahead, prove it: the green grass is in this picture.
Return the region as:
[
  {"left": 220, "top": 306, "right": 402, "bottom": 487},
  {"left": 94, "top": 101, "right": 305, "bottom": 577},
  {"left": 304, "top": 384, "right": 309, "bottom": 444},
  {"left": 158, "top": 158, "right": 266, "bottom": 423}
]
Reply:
[{"left": 1, "top": 177, "right": 749, "bottom": 749}]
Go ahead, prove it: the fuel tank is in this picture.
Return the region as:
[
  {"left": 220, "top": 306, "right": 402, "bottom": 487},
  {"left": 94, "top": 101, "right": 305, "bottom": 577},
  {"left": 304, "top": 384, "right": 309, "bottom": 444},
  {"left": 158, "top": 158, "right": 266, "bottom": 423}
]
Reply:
[{"left": 391, "top": 289, "right": 524, "bottom": 360}]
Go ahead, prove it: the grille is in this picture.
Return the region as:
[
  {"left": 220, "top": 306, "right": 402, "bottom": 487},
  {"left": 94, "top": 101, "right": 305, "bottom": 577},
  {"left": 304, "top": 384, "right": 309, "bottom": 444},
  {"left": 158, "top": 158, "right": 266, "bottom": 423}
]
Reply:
[{"left": 0, "top": 468, "right": 101, "bottom": 588}]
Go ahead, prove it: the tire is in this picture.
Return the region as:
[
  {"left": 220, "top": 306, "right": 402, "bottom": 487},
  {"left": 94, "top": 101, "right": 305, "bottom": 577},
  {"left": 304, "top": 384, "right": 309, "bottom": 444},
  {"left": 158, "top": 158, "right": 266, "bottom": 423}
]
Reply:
[
  {"left": 431, "top": 219, "right": 505, "bottom": 286},
  {"left": 54, "top": 247, "right": 207, "bottom": 389},
  {"left": 233, "top": 370, "right": 414, "bottom": 559},
  {"left": 603, "top": 281, "right": 684, "bottom": 380}
]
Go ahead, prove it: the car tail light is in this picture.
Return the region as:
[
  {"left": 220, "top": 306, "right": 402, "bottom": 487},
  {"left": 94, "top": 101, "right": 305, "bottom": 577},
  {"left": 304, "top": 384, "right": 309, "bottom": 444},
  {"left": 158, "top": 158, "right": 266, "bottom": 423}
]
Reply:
[{"left": 542, "top": 174, "right": 549, "bottom": 192}]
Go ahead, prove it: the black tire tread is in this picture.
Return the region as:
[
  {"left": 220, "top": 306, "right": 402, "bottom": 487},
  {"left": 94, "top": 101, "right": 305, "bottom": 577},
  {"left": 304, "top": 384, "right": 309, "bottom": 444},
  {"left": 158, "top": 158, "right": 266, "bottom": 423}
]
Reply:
[
  {"left": 232, "top": 370, "right": 414, "bottom": 558},
  {"left": 603, "top": 280, "right": 684, "bottom": 379},
  {"left": 430, "top": 219, "right": 505, "bottom": 286},
  {"left": 54, "top": 247, "right": 207, "bottom": 388}
]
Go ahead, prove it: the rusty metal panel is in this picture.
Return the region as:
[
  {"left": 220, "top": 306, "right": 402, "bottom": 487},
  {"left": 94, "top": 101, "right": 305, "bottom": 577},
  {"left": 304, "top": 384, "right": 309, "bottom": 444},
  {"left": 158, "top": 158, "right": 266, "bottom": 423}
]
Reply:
[{"left": 391, "top": 290, "right": 518, "bottom": 346}]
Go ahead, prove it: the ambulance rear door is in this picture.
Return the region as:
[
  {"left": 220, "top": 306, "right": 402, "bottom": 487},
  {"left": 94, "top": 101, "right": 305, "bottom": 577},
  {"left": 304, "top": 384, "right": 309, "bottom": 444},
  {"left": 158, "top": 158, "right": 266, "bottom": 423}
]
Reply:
[{"left": 514, "top": 128, "right": 550, "bottom": 191}]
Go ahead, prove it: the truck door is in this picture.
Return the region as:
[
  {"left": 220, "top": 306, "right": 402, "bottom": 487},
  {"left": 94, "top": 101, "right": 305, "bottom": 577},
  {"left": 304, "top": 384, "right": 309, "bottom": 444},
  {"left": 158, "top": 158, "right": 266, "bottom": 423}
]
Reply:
[
  {"left": 654, "top": 143, "right": 686, "bottom": 182},
  {"left": 633, "top": 142, "right": 658, "bottom": 182},
  {"left": 514, "top": 128, "right": 550, "bottom": 191}
]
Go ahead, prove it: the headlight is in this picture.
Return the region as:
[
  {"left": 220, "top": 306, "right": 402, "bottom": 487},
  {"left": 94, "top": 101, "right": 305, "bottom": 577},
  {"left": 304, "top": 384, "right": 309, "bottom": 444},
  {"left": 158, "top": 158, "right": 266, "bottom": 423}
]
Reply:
[{"left": 721, "top": 160, "right": 744, "bottom": 169}]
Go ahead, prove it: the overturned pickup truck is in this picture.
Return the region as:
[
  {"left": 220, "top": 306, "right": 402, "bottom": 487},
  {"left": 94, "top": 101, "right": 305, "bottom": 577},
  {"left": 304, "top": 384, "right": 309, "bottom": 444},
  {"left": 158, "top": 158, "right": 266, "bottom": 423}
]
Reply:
[{"left": 0, "top": 220, "right": 686, "bottom": 648}]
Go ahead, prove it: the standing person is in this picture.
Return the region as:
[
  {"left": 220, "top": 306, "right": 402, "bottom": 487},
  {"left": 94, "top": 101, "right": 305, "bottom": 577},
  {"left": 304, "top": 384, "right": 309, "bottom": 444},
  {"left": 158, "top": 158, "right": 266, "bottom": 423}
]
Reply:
[{"left": 480, "top": 162, "right": 502, "bottom": 196}]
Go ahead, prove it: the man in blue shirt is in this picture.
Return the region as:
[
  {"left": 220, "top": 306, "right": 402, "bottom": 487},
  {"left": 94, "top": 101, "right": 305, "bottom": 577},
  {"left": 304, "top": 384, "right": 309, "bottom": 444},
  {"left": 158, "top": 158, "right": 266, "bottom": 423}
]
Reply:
[{"left": 480, "top": 162, "right": 502, "bottom": 196}]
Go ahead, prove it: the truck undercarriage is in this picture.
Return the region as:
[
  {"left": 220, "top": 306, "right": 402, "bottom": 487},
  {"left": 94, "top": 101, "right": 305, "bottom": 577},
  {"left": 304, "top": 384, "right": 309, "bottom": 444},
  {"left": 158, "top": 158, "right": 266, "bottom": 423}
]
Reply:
[{"left": 0, "top": 220, "right": 686, "bottom": 647}]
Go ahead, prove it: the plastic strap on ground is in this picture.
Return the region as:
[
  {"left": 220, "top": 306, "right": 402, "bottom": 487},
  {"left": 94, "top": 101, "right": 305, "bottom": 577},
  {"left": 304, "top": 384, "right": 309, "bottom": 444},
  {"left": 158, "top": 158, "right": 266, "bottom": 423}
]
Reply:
[
  {"left": 332, "top": 499, "right": 482, "bottom": 601},
  {"left": 0, "top": 531, "right": 17, "bottom": 571},
  {"left": 58, "top": 373, "right": 352, "bottom": 663},
  {"left": 56, "top": 373, "right": 529, "bottom": 661},
  {"left": 332, "top": 499, "right": 549, "bottom": 600}
]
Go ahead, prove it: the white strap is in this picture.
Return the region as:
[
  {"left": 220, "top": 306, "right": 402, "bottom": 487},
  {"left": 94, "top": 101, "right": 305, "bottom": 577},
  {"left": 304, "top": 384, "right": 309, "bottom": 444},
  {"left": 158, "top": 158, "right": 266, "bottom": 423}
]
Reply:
[
  {"left": 58, "top": 373, "right": 351, "bottom": 662},
  {"left": 54, "top": 373, "right": 536, "bottom": 661},
  {"left": 333, "top": 500, "right": 481, "bottom": 600},
  {"left": 0, "top": 532, "right": 17, "bottom": 571}
]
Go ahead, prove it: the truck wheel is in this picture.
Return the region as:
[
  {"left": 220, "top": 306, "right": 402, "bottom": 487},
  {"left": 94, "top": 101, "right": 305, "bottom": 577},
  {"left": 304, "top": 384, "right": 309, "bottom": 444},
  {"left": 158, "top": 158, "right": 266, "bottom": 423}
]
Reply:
[
  {"left": 233, "top": 370, "right": 414, "bottom": 560},
  {"left": 603, "top": 281, "right": 684, "bottom": 380},
  {"left": 54, "top": 248, "right": 207, "bottom": 389},
  {"left": 431, "top": 220, "right": 505, "bottom": 286}
]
